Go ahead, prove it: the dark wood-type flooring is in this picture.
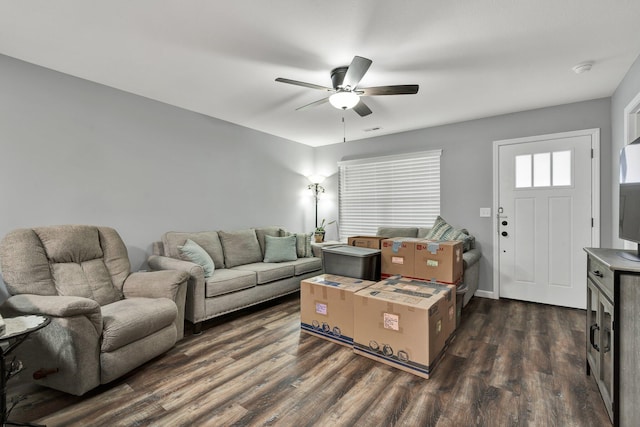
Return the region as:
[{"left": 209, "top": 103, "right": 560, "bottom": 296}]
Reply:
[{"left": 8, "top": 295, "right": 611, "bottom": 426}]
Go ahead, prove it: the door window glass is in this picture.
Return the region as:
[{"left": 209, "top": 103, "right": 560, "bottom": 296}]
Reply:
[
  {"left": 515, "top": 150, "right": 573, "bottom": 188},
  {"left": 515, "top": 154, "right": 532, "bottom": 188},
  {"left": 533, "top": 153, "right": 551, "bottom": 187},
  {"left": 553, "top": 150, "right": 572, "bottom": 186}
]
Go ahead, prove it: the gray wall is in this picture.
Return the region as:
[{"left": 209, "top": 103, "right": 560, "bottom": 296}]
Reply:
[
  {"left": 611, "top": 54, "right": 640, "bottom": 248},
  {"left": 315, "top": 98, "right": 612, "bottom": 296},
  {"left": 0, "top": 54, "right": 316, "bottom": 271},
  {"left": 2, "top": 51, "right": 632, "bottom": 300}
]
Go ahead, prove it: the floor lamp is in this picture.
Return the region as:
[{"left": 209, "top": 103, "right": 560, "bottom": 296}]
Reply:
[{"left": 307, "top": 175, "right": 326, "bottom": 229}]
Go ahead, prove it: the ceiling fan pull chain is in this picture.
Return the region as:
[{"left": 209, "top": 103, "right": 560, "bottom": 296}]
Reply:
[{"left": 343, "top": 116, "right": 346, "bottom": 143}]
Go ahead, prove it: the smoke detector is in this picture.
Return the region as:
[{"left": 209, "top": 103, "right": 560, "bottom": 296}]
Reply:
[{"left": 572, "top": 62, "right": 593, "bottom": 74}]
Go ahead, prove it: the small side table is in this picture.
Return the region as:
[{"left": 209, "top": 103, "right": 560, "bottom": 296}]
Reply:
[
  {"left": 0, "top": 315, "right": 50, "bottom": 427},
  {"left": 311, "top": 240, "right": 345, "bottom": 258}
]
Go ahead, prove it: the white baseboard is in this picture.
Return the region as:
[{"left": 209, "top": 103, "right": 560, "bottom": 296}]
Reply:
[{"left": 474, "top": 289, "right": 498, "bottom": 300}]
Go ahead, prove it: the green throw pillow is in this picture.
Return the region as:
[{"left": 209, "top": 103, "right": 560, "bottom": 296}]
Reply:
[
  {"left": 284, "top": 231, "right": 314, "bottom": 257},
  {"left": 425, "top": 216, "right": 473, "bottom": 251},
  {"left": 263, "top": 235, "right": 298, "bottom": 263},
  {"left": 179, "top": 239, "right": 215, "bottom": 277}
]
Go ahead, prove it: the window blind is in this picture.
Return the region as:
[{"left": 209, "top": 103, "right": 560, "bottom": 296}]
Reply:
[{"left": 338, "top": 150, "right": 441, "bottom": 239}]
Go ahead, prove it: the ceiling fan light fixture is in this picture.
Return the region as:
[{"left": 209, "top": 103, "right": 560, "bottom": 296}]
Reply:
[{"left": 329, "top": 91, "right": 360, "bottom": 110}]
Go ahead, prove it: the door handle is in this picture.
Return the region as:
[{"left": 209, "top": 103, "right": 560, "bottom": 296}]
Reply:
[
  {"left": 603, "top": 326, "right": 611, "bottom": 353},
  {"left": 590, "top": 324, "right": 600, "bottom": 351},
  {"left": 501, "top": 231, "right": 508, "bottom": 237}
]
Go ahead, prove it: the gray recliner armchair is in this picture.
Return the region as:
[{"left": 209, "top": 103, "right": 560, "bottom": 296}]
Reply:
[{"left": 0, "top": 225, "right": 189, "bottom": 395}]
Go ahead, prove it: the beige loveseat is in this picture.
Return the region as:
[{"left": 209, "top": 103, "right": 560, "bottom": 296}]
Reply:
[
  {"left": 0, "top": 225, "right": 190, "bottom": 395},
  {"left": 148, "top": 226, "right": 322, "bottom": 334}
]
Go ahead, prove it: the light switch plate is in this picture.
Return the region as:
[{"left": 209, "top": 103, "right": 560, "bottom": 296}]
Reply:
[{"left": 480, "top": 207, "right": 491, "bottom": 217}]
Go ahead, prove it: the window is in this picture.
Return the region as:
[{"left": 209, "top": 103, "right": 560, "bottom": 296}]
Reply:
[
  {"left": 338, "top": 150, "right": 441, "bottom": 238},
  {"left": 515, "top": 150, "right": 572, "bottom": 188}
]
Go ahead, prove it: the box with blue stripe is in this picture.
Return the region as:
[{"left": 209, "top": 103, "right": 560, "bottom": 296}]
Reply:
[
  {"left": 353, "top": 277, "right": 456, "bottom": 378},
  {"left": 300, "top": 274, "right": 376, "bottom": 347}
]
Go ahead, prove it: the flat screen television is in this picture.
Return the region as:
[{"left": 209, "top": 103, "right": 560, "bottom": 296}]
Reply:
[{"left": 619, "top": 136, "right": 640, "bottom": 261}]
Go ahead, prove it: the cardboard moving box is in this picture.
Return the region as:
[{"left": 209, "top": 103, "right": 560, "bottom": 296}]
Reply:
[
  {"left": 348, "top": 236, "right": 386, "bottom": 249},
  {"left": 353, "top": 277, "right": 456, "bottom": 379},
  {"left": 300, "top": 274, "right": 376, "bottom": 347},
  {"left": 414, "top": 240, "right": 463, "bottom": 284},
  {"left": 380, "top": 238, "right": 422, "bottom": 277}
]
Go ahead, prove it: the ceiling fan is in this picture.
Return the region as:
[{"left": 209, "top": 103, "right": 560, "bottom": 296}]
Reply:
[{"left": 275, "top": 56, "right": 419, "bottom": 117}]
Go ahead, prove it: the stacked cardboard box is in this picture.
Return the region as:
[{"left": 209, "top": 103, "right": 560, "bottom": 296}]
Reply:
[
  {"left": 300, "top": 273, "right": 456, "bottom": 379},
  {"left": 347, "top": 235, "right": 386, "bottom": 249},
  {"left": 300, "top": 274, "right": 376, "bottom": 347},
  {"left": 380, "top": 238, "right": 422, "bottom": 277},
  {"left": 381, "top": 238, "right": 463, "bottom": 284},
  {"left": 414, "top": 240, "right": 463, "bottom": 283},
  {"left": 352, "top": 277, "right": 456, "bottom": 379}
]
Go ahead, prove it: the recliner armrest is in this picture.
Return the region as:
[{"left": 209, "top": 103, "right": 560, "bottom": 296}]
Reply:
[
  {"left": 147, "top": 255, "right": 207, "bottom": 326},
  {"left": 1, "top": 294, "right": 102, "bottom": 334},
  {"left": 123, "top": 270, "right": 190, "bottom": 301},
  {"left": 124, "top": 269, "right": 190, "bottom": 340}
]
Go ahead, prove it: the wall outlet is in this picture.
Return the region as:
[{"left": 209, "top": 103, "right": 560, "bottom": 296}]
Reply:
[{"left": 480, "top": 207, "right": 491, "bottom": 217}]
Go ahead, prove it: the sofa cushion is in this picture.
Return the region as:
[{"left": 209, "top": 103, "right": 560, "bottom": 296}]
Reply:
[
  {"left": 424, "top": 216, "right": 474, "bottom": 251},
  {"left": 162, "top": 231, "right": 226, "bottom": 269},
  {"left": 36, "top": 225, "right": 104, "bottom": 263},
  {"left": 51, "top": 259, "right": 123, "bottom": 306},
  {"left": 281, "top": 257, "right": 323, "bottom": 276},
  {"left": 417, "top": 227, "right": 432, "bottom": 238},
  {"left": 233, "top": 262, "right": 295, "bottom": 285},
  {"left": 376, "top": 227, "right": 418, "bottom": 238},
  {"left": 255, "top": 226, "right": 284, "bottom": 256},
  {"left": 1, "top": 225, "right": 130, "bottom": 305},
  {"left": 101, "top": 297, "right": 177, "bottom": 352},
  {"left": 297, "top": 233, "right": 313, "bottom": 257},
  {"left": 205, "top": 269, "right": 256, "bottom": 298},
  {"left": 218, "top": 229, "right": 263, "bottom": 268},
  {"left": 284, "top": 231, "right": 313, "bottom": 258},
  {"left": 179, "top": 239, "right": 215, "bottom": 278},
  {"left": 39, "top": 226, "right": 125, "bottom": 305},
  {"left": 263, "top": 235, "right": 297, "bottom": 263},
  {"left": 0, "top": 228, "right": 57, "bottom": 296}
]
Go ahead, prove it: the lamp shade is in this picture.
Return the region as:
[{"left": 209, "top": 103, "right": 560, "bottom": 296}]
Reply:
[
  {"left": 307, "top": 174, "right": 326, "bottom": 184},
  {"left": 329, "top": 91, "right": 360, "bottom": 110}
]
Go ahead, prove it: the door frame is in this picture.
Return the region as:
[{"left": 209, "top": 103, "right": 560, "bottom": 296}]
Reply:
[
  {"left": 623, "top": 90, "right": 640, "bottom": 146},
  {"left": 622, "top": 91, "right": 640, "bottom": 249},
  {"left": 491, "top": 128, "right": 601, "bottom": 300}
]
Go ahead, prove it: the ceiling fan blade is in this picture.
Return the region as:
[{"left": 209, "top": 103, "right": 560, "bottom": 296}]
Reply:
[
  {"left": 275, "top": 77, "right": 333, "bottom": 91},
  {"left": 353, "top": 99, "right": 372, "bottom": 117},
  {"left": 360, "top": 85, "right": 419, "bottom": 96},
  {"left": 296, "top": 97, "right": 330, "bottom": 111},
  {"left": 342, "top": 56, "right": 372, "bottom": 89}
]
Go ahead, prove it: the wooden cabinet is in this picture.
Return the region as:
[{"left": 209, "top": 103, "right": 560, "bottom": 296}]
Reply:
[
  {"left": 586, "top": 278, "right": 614, "bottom": 418},
  {"left": 584, "top": 248, "right": 640, "bottom": 427}
]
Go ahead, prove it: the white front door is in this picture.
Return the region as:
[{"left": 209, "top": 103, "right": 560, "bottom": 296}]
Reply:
[{"left": 495, "top": 130, "right": 598, "bottom": 309}]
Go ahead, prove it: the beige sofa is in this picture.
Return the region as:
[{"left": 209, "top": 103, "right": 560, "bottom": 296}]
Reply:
[
  {"left": 148, "top": 226, "right": 322, "bottom": 334},
  {"left": 0, "top": 225, "right": 190, "bottom": 395}
]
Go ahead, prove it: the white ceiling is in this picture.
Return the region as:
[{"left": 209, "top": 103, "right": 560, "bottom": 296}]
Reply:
[{"left": 1, "top": 1, "right": 640, "bottom": 147}]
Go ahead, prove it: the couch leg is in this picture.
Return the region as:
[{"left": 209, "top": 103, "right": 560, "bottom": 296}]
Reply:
[{"left": 193, "top": 322, "right": 203, "bottom": 335}]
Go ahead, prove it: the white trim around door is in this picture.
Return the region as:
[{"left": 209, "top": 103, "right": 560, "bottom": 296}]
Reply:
[
  {"left": 622, "top": 92, "right": 640, "bottom": 249},
  {"left": 491, "top": 128, "right": 600, "bottom": 302}
]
